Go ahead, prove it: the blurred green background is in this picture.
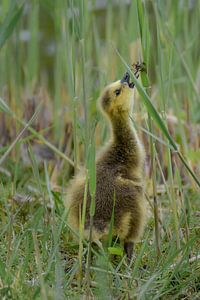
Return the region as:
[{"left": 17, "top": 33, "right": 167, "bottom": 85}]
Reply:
[{"left": 0, "top": 1, "right": 199, "bottom": 299}]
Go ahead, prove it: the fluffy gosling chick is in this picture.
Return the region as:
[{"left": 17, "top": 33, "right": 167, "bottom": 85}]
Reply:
[{"left": 65, "top": 72, "right": 146, "bottom": 259}]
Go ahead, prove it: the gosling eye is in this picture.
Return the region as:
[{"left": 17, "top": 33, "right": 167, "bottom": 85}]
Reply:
[{"left": 114, "top": 89, "right": 121, "bottom": 96}]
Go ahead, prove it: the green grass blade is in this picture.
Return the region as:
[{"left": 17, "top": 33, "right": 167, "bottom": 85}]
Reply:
[
  {"left": 0, "top": 102, "right": 41, "bottom": 166},
  {"left": 0, "top": 97, "right": 75, "bottom": 168},
  {"left": 0, "top": 2, "right": 24, "bottom": 49},
  {"left": 115, "top": 48, "right": 200, "bottom": 188}
]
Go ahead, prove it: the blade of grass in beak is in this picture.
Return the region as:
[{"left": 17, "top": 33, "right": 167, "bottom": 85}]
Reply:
[
  {"left": 114, "top": 48, "right": 200, "bottom": 188},
  {"left": 130, "top": 116, "right": 174, "bottom": 150}
]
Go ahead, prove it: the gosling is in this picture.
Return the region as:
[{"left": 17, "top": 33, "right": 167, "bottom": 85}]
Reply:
[{"left": 65, "top": 72, "right": 146, "bottom": 259}]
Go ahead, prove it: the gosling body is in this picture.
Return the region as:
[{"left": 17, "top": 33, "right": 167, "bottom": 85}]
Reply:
[{"left": 66, "top": 72, "right": 146, "bottom": 258}]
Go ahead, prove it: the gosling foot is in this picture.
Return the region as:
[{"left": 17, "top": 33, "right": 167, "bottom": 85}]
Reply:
[{"left": 124, "top": 241, "right": 134, "bottom": 260}]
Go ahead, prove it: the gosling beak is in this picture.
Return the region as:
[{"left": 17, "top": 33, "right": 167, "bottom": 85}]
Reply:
[
  {"left": 121, "top": 72, "right": 130, "bottom": 84},
  {"left": 121, "top": 72, "right": 134, "bottom": 88}
]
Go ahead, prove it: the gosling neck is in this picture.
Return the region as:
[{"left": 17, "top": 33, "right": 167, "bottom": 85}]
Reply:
[
  {"left": 111, "top": 111, "right": 137, "bottom": 146},
  {"left": 109, "top": 111, "right": 142, "bottom": 168}
]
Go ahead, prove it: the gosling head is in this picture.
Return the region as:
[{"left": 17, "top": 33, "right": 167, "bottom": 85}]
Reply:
[{"left": 100, "top": 72, "right": 135, "bottom": 119}]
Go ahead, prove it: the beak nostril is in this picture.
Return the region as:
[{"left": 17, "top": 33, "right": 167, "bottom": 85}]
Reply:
[{"left": 121, "top": 72, "right": 130, "bottom": 84}]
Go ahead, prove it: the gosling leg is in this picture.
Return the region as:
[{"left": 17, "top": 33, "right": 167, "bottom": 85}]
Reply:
[{"left": 124, "top": 241, "right": 134, "bottom": 260}]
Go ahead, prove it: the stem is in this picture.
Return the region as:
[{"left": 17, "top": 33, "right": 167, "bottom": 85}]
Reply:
[
  {"left": 80, "top": 39, "right": 89, "bottom": 158},
  {"left": 85, "top": 203, "right": 94, "bottom": 296},
  {"left": 168, "top": 148, "right": 180, "bottom": 249},
  {"left": 151, "top": 141, "right": 161, "bottom": 257}
]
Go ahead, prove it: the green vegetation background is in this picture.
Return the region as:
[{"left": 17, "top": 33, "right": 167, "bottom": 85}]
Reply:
[{"left": 0, "top": 0, "right": 199, "bottom": 299}]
